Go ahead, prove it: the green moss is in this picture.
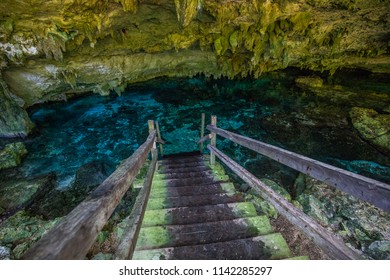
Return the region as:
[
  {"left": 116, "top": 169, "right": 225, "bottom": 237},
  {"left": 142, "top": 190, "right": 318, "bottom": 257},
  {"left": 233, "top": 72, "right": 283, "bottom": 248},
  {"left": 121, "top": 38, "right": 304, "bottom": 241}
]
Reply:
[
  {"left": 136, "top": 226, "right": 170, "bottom": 249},
  {"left": 261, "top": 233, "right": 292, "bottom": 259},
  {"left": 289, "top": 12, "right": 312, "bottom": 33},
  {"left": 229, "top": 31, "right": 239, "bottom": 51},
  {"left": 245, "top": 216, "right": 273, "bottom": 235},
  {"left": 231, "top": 202, "right": 258, "bottom": 218},
  {"left": 142, "top": 209, "right": 172, "bottom": 226},
  {"left": 0, "top": 142, "right": 27, "bottom": 170}
]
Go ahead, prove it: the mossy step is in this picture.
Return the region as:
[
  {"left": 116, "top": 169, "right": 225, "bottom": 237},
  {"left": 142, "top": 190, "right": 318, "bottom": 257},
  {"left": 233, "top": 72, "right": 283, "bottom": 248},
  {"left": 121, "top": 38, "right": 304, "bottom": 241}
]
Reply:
[
  {"left": 160, "top": 156, "right": 205, "bottom": 165},
  {"left": 142, "top": 202, "right": 257, "bottom": 227},
  {"left": 285, "top": 256, "right": 310, "bottom": 260},
  {"left": 149, "top": 182, "right": 236, "bottom": 198},
  {"left": 136, "top": 216, "right": 273, "bottom": 250},
  {"left": 158, "top": 166, "right": 210, "bottom": 174},
  {"left": 154, "top": 170, "right": 214, "bottom": 180},
  {"left": 160, "top": 161, "right": 207, "bottom": 169},
  {"left": 133, "top": 233, "right": 292, "bottom": 260},
  {"left": 146, "top": 193, "right": 244, "bottom": 210},
  {"left": 152, "top": 176, "right": 226, "bottom": 188}
]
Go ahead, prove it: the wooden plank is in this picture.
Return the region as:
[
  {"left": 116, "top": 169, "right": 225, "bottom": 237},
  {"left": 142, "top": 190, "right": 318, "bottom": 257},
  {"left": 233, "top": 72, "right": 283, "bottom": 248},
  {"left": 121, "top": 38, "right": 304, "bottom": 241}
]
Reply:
[
  {"left": 207, "top": 125, "right": 390, "bottom": 212},
  {"left": 22, "top": 131, "right": 157, "bottom": 260},
  {"left": 200, "top": 113, "right": 205, "bottom": 152},
  {"left": 155, "top": 121, "right": 163, "bottom": 156},
  {"left": 208, "top": 145, "right": 362, "bottom": 260},
  {"left": 197, "top": 134, "right": 211, "bottom": 144},
  {"left": 114, "top": 149, "right": 158, "bottom": 260},
  {"left": 210, "top": 116, "right": 217, "bottom": 165}
]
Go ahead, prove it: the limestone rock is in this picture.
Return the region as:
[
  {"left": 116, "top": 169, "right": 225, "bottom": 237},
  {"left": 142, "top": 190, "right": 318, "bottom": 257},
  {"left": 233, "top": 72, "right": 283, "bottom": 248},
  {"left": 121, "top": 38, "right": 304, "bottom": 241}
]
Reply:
[
  {"left": 261, "top": 178, "right": 292, "bottom": 202},
  {"left": 246, "top": 194, "right": 278, "bottom": 219},
  {"left": 0, "top": 211, "right": 61, "bottom": 259},
  {"left": 349, "top": 107, "right": 390, "bottom": 156},
  {"left": 297, "top": 193, "right": 329, "bottom": 226},
  {"left": 295, "top": 76, "right": 324, "bottom": 89},
  {"left": 0, "top": 172, "right": 56, "bottom": 218},
  {"left": 366, "top": 241, "right": 390, "bottom": 260},
  {"left": 0, "top": 142, "right": 27, "bottom": 170},
  {"left": 0, "top": 246, "right": 10, "bottom": 260},
  {"left": 0, "top": 82, "right": 34, "bottom": 137},
  {"left": 28, "top": 161, "right": 109, "bottom": 219}
]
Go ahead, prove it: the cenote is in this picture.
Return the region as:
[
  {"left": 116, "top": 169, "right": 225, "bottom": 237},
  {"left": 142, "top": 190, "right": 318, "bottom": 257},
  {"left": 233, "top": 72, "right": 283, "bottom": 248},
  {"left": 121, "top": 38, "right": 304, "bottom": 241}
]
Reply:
[
  {"left": 1, "top": 0, "right": 390, "bottom": 262},
  {"left": 22, "top": 70, "right": 390, "bottom": 187}
]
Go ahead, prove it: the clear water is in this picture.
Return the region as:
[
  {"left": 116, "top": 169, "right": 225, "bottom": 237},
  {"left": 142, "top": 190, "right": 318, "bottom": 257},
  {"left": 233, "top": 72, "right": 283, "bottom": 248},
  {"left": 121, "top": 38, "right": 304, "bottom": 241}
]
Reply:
[{"left": 21, "top": 70, "right": 390, "bottom": 189}]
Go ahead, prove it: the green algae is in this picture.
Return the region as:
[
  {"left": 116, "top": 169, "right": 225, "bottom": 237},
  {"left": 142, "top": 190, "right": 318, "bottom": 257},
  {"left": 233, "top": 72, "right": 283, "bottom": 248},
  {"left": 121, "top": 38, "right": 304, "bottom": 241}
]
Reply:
[
  {"left": 136, "top": 226, "right": 170, "bottom": 249},
  {"left": 142, "top": 209, "right": 172, "bottom": 227},
  {"left": 260, "top": 233, "right": 292, "bottom": 259},
  {"left": 230, "top": 202, "right": 258, "bottom": 218}
]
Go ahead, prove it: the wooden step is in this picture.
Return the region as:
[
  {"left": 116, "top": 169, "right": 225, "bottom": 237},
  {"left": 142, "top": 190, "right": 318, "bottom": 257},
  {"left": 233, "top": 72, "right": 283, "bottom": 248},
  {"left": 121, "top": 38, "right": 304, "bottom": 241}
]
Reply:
[
  {"left": 160, "top": 161, "right": 206, "bottom": 169},
  {"left": 161, "top": 151, "right": 202, "bottom": 159},
  {"left": 160, "top": 156, "right": 205, "bottom": 165},
  {"left": 158, "top": 166, "right": 210, "bottom": 175},
  {"left": 152, "top": 177, "right": 223, "bottom": 188},
  {"left": 136, "top": 216, "right": 273, "bottom": 250},
  {"left": 142, "top": 202, "right": 258, "bottom": 226},
  {"left": 154, "top": 170, "right": 214, "bottom": 180},
  {"left": 133, "top": 233, "right": 292, "bottom": 260},
  {"left": 149, "top": 182, "right": 236, "bottom": 198},
  {"left": 146, "top": 193, "right": 245, "bottom": 210}
]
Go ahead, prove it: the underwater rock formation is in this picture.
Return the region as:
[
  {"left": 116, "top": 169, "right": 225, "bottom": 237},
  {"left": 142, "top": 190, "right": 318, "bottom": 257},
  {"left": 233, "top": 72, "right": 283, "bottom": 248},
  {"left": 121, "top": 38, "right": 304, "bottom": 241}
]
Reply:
[{"left": 0, "top": 142, "right": 27, "bottom": 170}]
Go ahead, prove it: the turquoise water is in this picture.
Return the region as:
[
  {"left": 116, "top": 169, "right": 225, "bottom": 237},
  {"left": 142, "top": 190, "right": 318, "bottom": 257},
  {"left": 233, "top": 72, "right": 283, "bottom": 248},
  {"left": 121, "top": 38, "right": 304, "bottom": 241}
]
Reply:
[{"left": 22, "top": 71, "right": 390, "bottom": 189}]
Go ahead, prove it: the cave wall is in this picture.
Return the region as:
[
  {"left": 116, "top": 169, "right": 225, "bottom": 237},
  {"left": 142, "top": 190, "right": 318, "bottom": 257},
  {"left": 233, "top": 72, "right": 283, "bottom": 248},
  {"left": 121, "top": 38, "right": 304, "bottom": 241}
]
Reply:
[{"left": 0, "top": 0, "right": 389, "bottom": 136}]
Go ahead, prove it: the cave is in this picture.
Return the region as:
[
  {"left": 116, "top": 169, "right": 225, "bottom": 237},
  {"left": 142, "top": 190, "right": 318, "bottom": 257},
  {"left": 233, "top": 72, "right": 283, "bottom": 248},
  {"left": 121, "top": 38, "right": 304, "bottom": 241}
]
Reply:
[{"left": 0, "top": 0, "right": 389, "bottom": 261}]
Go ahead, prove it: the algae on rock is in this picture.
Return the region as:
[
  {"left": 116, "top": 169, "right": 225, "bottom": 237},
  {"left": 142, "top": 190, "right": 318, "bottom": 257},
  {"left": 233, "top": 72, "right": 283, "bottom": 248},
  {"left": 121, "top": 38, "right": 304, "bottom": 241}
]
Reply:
[
  {"left": 0, "top": 142, "right": 27, "bottom": 170},
  {"left": 349, "top": 107, "right": 390, "bottom": 156}
]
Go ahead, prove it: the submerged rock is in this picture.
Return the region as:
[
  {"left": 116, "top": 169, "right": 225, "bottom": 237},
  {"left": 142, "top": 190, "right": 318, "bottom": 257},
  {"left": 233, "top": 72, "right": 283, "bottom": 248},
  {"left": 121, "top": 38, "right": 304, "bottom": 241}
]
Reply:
[
  {"left": 28, "top": 161, "right": 109, "bottom": 219},
  {"left": 0, "top": 142, "right": 27, "bottom": 170},
  {"left": 349, "top": 107, "right": 390, "bottom": 156},
  {"left": 0, "top": 172, "right": 56, "bottom": 218}
]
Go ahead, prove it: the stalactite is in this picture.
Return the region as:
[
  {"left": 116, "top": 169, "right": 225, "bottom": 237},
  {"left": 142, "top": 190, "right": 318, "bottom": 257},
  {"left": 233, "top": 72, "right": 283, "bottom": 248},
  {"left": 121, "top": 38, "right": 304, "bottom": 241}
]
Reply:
[
  {"left": 115, "top": 0, "right": 138, "bottom": 13},
  {"left": 174, "top": 0, "right": 202, "bottom": 27}
]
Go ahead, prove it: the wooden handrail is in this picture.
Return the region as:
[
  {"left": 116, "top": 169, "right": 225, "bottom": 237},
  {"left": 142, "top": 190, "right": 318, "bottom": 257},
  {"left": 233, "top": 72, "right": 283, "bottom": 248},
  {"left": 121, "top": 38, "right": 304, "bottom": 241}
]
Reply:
[
  {"left": 114, "top": 149, "right": 158, "bottom": 260},
  {"left": 208, "top": 145, "right": 362, "bottom": 260},
  {"left": 207, "top": 125, "right": 390, "bottom": 212},
  {"left": 22, "top": 130, "right": 157, "bottom": 259},
  {"left": 197, "top": 133, "right": 212, "bottom": 144}
]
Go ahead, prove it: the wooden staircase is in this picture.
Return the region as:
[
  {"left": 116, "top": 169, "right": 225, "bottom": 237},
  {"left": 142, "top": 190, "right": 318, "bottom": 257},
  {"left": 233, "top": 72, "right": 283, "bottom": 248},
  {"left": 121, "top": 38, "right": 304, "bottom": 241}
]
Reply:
[{"left": 133, "top": 152, "right": 296, "bottom": 260}]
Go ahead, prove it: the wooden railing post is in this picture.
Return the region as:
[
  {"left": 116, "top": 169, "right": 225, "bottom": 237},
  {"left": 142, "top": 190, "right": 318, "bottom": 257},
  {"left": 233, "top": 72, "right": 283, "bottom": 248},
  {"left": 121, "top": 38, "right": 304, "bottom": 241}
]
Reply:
[
  {"left": 210, "top": 115, "right": 217, "bottom": 165},
  {"left": 148, "top": 120, "right": 157, "bottom": 160},
  {"left": 155, "top": 121, "right": 163, "bottom": 156},
  {"left": 200, "top": 113, "right": 205, "bottom": 153}
]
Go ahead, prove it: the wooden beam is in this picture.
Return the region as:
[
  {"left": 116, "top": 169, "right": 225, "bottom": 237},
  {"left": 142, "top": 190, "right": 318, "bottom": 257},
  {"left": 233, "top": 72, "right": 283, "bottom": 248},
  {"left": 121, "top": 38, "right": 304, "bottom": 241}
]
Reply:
[
  {"left": 114, "top": 149, "right": 158, "bottom": 260},
  {"left": 200, "top": 113, "right": 205, "bottom": 152},
  {"left": 22, "top": 131, "right": 157, "bottom": 260},
  {"left": 197, "top": 133, "right": 212, "bottom": 145},
  {"left": 155, "top": 121, "right": 163, "bottom": 156},
  {"left": 208, "top": 145, "right": 362, "bottom": 260},
  {"left": 207, "top": 125, "right": 390, "bottom": 212},
  {"left": 210, "top": 116, "right": 217, "bottom": 165}
]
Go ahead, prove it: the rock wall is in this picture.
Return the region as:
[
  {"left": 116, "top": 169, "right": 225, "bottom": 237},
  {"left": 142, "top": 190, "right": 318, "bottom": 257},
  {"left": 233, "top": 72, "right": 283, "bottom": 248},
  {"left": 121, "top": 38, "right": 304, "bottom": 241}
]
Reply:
[{"left": 0, "top": 0, "right": 389, "bottom": 136}]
